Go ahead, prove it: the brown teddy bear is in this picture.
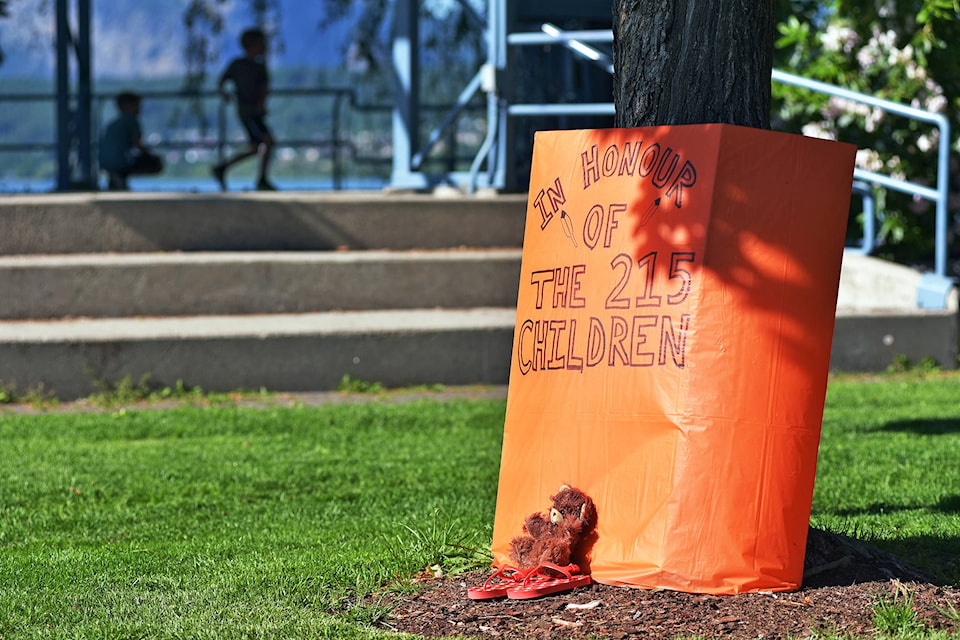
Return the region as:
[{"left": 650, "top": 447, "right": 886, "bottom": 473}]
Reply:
[
  {"left": 467, "top": 484, "right": 598, "bottom": 600},
  {"left": 508, "top": 484, "right": 598, "bottom": 570}
]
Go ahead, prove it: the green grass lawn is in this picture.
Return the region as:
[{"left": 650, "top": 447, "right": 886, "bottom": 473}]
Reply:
[
  {"left": 0, "top": 400, "right": 505, "bottom": 638},
  {"left": 2, "top": 374, "right": 960, "bottom": 638},
  {"left": 814, "top": 373, "right": 960, "bottom": 584}
]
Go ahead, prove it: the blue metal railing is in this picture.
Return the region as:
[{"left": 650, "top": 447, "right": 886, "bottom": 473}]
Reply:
[
  {"left": 497, "top": 25, "right": 953, "bottom": 287},
  {"left": 850, "top": 181, "right": 877, "bottom": 255},
  {"left": 0, "top": 87, "right": 485, "bottom": 192},
  {"left": 504, "top": 26, "right": 614, "bottom": 119},
  {"left": 3, "top": 15, "right": 952, "bottom": 295},
  {"left": 772, "top": 69, "right": 953, "bottom": 280}
]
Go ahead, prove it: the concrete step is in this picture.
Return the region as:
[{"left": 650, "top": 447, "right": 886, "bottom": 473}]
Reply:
[
  {"left": 0, "top": 192, "right": 956, "bottom": 402},
  {"left": 0, "top": 192, "right": 528, "bottom": 254},
  {"left": 834, "top": 308, "right": 957, "bottom": 372},
  {"left": 0, "top": 249, "right": 523, "bottom": 319},
  {"left": 0, "top": 308, "right": 517, "bottom": 400},
  {"left": 0, "top": 191, "right": 528, "bottom": 399},
  {"left": 1, "top": 304, "right": 953, "bottom": 401}
]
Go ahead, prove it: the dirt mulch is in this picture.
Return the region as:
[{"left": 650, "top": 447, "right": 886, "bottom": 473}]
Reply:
[{"left": 372, "top": 529, "right": 960, "bottom": 639}]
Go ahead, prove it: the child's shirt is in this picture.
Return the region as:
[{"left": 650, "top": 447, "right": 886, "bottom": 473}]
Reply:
[
  {"left": 98, "top": 113, "right": 142, "bottom": 172},
  {"left": 221, "top": 57, "right": 269, "bottom": 117}
]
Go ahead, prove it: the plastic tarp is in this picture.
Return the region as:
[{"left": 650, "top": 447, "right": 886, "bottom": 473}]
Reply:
[{"left": 491, "top": 124, "right": 857, "bottom": 594}]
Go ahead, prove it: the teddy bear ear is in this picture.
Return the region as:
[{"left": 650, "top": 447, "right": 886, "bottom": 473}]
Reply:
[
  {"left": 558, "top": 484, "right": 571, "bottom": 492},
  {"left": 550, "top": 507, "right": 562, "bottom": 524},
  {"left": 580, "top": 503, "right": 587, "bottom": 520}
]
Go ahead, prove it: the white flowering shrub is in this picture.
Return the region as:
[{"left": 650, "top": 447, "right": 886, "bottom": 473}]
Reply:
[{"left": 774, "top": 0, "right": 959, "bottom": 262}]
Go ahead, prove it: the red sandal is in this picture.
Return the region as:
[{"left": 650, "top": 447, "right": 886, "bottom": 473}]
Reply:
[
  {"left": 466, "top": 565, "right": 531, "bottom": 600},
  {"left": 506, "top": 562, "right": 591, "bottom": 600}
]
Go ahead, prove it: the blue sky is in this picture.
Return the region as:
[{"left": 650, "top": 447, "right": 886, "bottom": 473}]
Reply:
[
  {"left": 1, "top": 0, "right": 351, "bottom": 79},
  {"left": 1, "top": 0, "right": 484, "bottom": 80}
]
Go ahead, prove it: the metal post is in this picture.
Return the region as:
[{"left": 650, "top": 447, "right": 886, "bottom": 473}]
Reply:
[
  {"left": 390, "top": 0, "right": 420, "bottom": 188},
  {"left": 934, "top": 119, "right": 951, "bottom": 278},
  {"left": 500, "top": 0, "right": 522, "bottom": 191},
  {"left": 55, "top": 0, "right": 71, "bottom": 191},
  {"left": 850, "top": 181, "right": 876, "bottom": 255},
  {"left": 332, "top": 93, "right": 344, "bottom": 190},
  {"left": 492, "top": 0, "right": 507, "bottom": 189},
  {"left": 76, "top": 0, "right": 93, "bottom": 187},
  {"left": 54, "top": 0, "right": 94, "bottom": 191}
]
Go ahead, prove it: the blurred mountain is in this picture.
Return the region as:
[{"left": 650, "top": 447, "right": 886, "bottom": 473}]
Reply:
[{"left": 0, "top": 0, "right": 350, "bottom": 80}]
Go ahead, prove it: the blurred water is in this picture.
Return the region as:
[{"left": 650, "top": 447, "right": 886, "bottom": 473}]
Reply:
[{"left": 0, "top": 176, "right": 387, "bottom": 195}]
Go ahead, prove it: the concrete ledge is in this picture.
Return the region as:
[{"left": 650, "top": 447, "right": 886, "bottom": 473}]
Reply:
[
  {"left": 0, "top": 191, "right": 528, "bottom": 254},
  {"left": 1, "top": 305, "right": 956, "bottom": 400},
  {"left": 832, "top": 310, "right": 959, "bottom": 371},
  {"left": 0, "top": 249, "right": 523, "bottom": 319},
  {"left": 0, "top": 308, "right": 516, "bottom": 400},
  {"left": 833, "top": 252, "right": 958, "bottom": 370}
]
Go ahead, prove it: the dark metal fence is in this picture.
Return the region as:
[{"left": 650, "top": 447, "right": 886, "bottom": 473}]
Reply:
[{"left": 0, "top": 87, "right": 485, "bottom": 192}]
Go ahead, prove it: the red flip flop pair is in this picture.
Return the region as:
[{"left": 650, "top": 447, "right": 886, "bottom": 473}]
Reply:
[{"left": 467, "top": 562, "right": 591, "bottom": 600}]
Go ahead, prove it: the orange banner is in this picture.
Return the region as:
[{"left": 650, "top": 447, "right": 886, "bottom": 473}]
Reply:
[{"left": 492, "top": 124, "right": 857, "bottom": 594}]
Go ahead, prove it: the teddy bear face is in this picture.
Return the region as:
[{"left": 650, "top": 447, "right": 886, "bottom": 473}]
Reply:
[{"left": 550, "top": 485, "right": 597, "bottom": 531}]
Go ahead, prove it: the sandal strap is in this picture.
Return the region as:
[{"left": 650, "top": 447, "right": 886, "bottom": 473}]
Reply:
[
  {"left": 522, "top": 562, "right": 581, "bottom": 585},
  {"left": 483, "top": 564, "right": 526, "bottom": 588}
]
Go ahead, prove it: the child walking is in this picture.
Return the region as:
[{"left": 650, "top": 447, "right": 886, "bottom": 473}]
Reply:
[{"left": 212, "top": 27, "right": 276, "bottom": 191}]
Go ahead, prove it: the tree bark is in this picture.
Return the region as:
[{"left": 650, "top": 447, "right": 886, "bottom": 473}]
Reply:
[{"left": 612, "top": 0, "right": 775, "bottom": 129}]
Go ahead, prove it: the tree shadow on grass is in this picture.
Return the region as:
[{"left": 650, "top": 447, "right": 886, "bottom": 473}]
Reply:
[
  {"left": 808, "top": 494, "right": 960, "bottom": 586},
  {"left": 879, "top": 418, "right": 960, "bottom": 435},
  {"left": 828, "top": 494, "right": 960, "bottom": 517},
  {"left": 804, "top": 527, "right": 960, "bottom": 588},
  {"left": 883, "top": 534, "right": 960, "bottom": 586}
]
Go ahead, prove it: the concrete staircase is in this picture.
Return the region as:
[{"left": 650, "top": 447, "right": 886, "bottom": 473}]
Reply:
[
  {"left": 0, "top": 192, "right": 527, "bottom": 400},
  {"left": 0, "top": 191, "right": 956, "bottom": 401}
]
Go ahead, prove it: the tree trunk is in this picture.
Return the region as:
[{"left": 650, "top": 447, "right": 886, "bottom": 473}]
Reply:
[{"left": 612, "top": 0, "right": 775, "bottom": 129}]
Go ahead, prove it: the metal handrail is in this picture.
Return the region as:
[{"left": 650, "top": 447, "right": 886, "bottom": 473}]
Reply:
[
  {"left": 500, "top": 25, "right": 954, "bottom": 280},
  {"left": 772, "top": 69, "right": 953, "bottom": 278},
  {"left": 0, "top": 86, "right": 485, "bottom": 192},
  {"left": 0, "top": 87, "right": 378, "bottom": 191},
  {"left": 505, "top": 28, "right": 615, "bottom": 118}
]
